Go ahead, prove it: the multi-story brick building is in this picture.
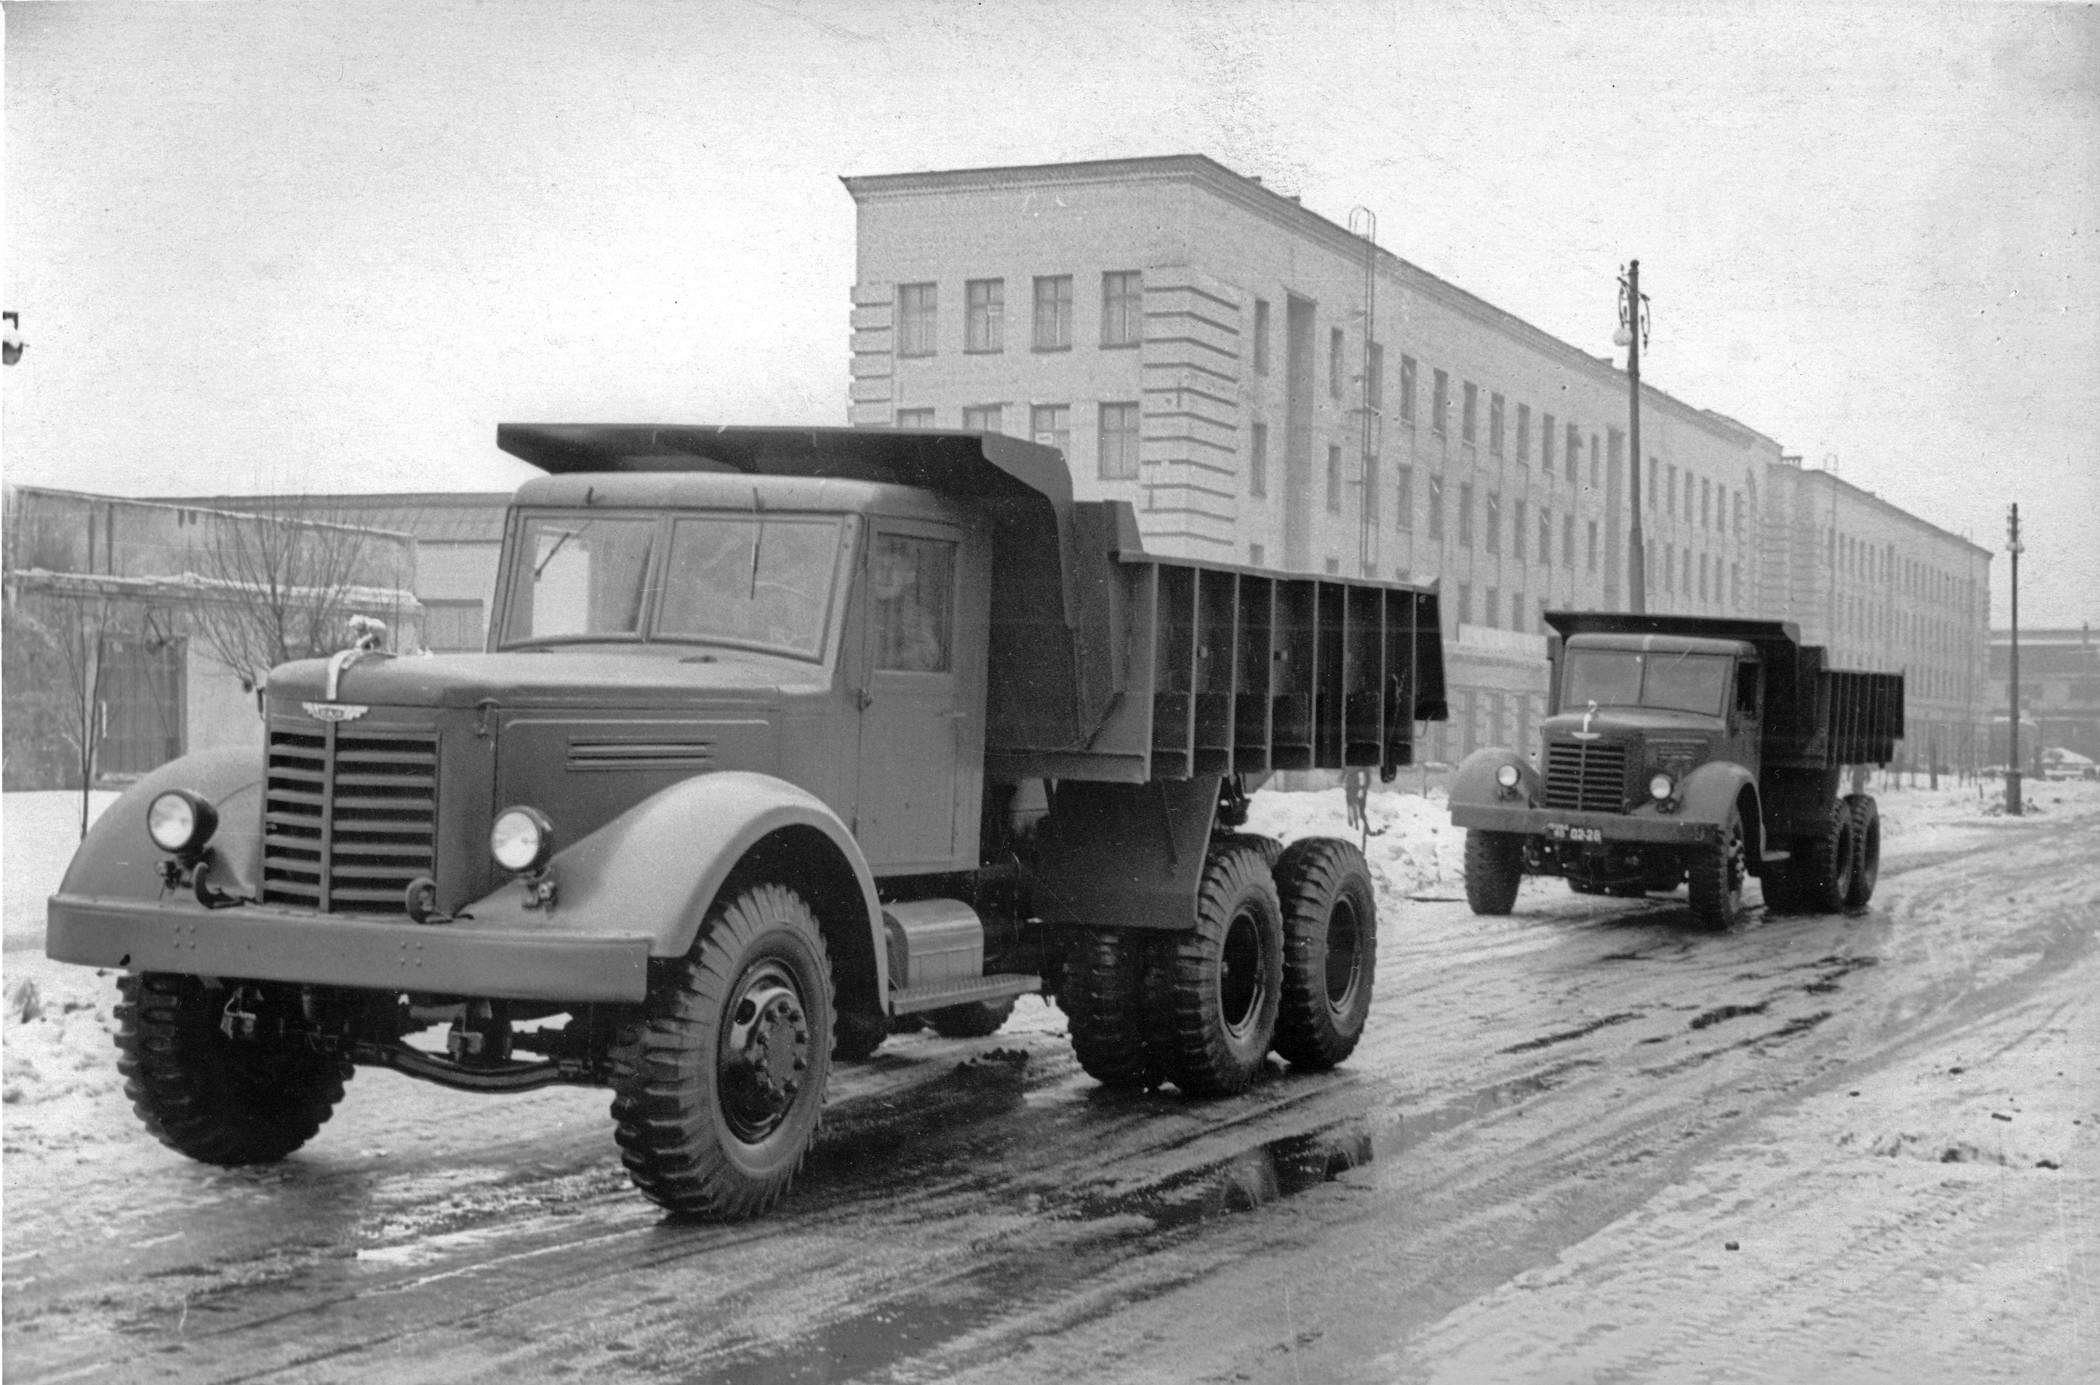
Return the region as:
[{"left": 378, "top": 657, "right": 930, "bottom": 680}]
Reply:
[
  {"left": 1760, "top": 458, "right": 1994, "bottom": 771},
  {"left": 843, "top": 155, "right": 1783, "bottom": 761}
]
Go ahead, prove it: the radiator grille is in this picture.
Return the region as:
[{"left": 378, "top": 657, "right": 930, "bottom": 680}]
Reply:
[
  {"left": 1543, "top": 740, "right": 1629, "bottom": 813},
  {"left": 263, "top": 723, "right": 438, "bottom": 912}
]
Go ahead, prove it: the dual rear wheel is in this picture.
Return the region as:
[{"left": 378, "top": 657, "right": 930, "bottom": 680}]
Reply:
[{"left": 1064, "top": 836, "right": 1376, "bottom": 1096}]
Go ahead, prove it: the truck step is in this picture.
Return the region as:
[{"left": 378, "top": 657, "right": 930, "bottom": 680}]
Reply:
[{"left": 890, "top": 973, "right": 1041, "bottom": 1015}]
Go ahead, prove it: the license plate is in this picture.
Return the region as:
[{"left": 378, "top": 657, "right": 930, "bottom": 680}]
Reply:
[{"left": 1544, "top": 822, "right": 1603, "bottom": 844}]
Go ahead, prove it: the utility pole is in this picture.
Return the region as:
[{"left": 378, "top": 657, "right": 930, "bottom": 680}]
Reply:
[
  {"left": 2005, "top": 503, "right": 2023, "bottom": 815},
  {"left": 1616, "top": 263, "right": 1648, "bottom": 613}
]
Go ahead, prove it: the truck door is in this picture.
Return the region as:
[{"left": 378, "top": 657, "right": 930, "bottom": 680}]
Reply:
[{"left": 855, "top": 523, "right": 984, "bottom": 871}]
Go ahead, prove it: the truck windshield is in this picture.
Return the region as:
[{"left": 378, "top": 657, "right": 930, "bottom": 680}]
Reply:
[
  {"left": 657, "top": 515, "right": 844, "bottom": 660},
  {"left": 1563, "top": 649, "right": 1731, "bottom": 716},
  {"left": 504, "top": 515, "right": 659, "bottom": 642}
]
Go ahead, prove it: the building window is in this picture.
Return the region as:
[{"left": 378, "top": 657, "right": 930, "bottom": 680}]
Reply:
[
  {"left": 1457, "top": 582, "right": 1473, "bottom": 626},
  {"left": 1542, "top": 413, "right": 1556, "bottom": 472},
  {"left": 1101, "top": 271, "right": 1142, "bottom": 347},
  {"left": 1428, "top": 475, "right": 1445, "bottom": 539},
  {"left": 1648, "top": 457, "right": 1659, "bottom": 509},
  {"left": 1565, "top": 424, "right": 1580, "bottom": 483},
  {"left": 1513, "top": 499, "right": 1527, "bottom": 560},
  {"left": 1033, "top": 276, "right": 1073, "bottom": 350},
  {"left": 1701, "top": 478, "right": 1713, "bottom": 528},
  {"left": 1734, "top": 492, "right": 1744, "bottom": 534},
  {"left": 1516, "top": 404, "right": 1531, "bottom": 463},
  {"left": 897, "top": 282, "right": 936, "bottom": 357},
  {"left": 965, "top": 278, "right": 1004, "bottom": 353},
  {"left": 1485, "top": 587, "right": 1500, "bottom": 629},
  {"left": 1400, "top": 355, "right": 1417, "bottom": 423},
  {"left": 1608, "top": 427, "right": 1624, "bottom": 480},
  {"left": 962, "top": 404, "right": 1003, "bottom": 433},
  {"left": 1366, "top": 342, "right": 1384, "bottom": 411},
  {"left": 1432, "top": 370, "right": 1450, "bottom": 436},
  {"left": 422, "top": 599, "right": 486, "bottom": 653},
  {"left": 1098, "top": 402, "right": 1140, "bottom": 480},
  {"left": 1329, "top": 327, "right": 1345, "bottom": 399},
  {"left": 1667, "top": 465, "right": 1678, "bottom": 516},
  {"left": 897, "top": 407, "right": 934, "bottom": 428},
  {"left": 1682, "top": 547, "right": 1692, "bottom": 594},
  {"left": 1459, "top": 483, "right": 1475, "bottom": 546},
  {"left": 1587, "top": 519, "right": 1599, "bottom": 572},
  {"left": 1490, "top": 393, "right": 1505, "bottom": 455},
  {"left": 1538, "top": 507, "right": 1552, "bottom": 565},
  {"left": 1252, "top": 298, "right": 1270, "bottom": 375},
  {"left": 1326, "top": 444, "right": 1343, "bottom": 513},
  {"left": 1699, "top": 552, "right": 1710, "bottom": 601},
  {"left": 1462, "top": 382, "right": 1479, "bottom": 444},
  {"left": 1563, "top": 514, "right": 1576, "bottom": 570},
  {"left": 1591, "top": 437, "right": 1601, "bottom": 488},
  {"left": 1030, "top": 403, "right": 1069, "bottom": 454},
  {"left": 1251, "top": 542, "right": 1266, "bottom": 567},
  {"left": 1511, "top": 590, "right": 1524, "bottom": 630},
  {"left": 1485, "top": 493, "right": 1501, "bottom": 554},
  {"left": 1250, "top": 421, "right": 1269, "bottom": 497},
  {"left": 1396, "top": 464, "right": 1414, "bottom": 529},
  {"left": 1363, "top": 457, "right": 1379, "bottom": 520},
  {"left": 1325, "top": 557, "right": 1341, "bottom": 575}
]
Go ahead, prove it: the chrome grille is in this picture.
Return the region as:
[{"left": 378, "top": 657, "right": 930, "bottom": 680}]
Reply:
[
  {"left": 1543, "top": 740, "right": 1629, "bottom": 813},
  {"left": 263, "top": 722, "right": 437, "bottom": 912}
]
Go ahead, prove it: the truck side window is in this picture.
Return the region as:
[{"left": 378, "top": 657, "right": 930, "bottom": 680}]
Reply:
[
  {"left": 872, "top": 534, "right": 954, "bottom": 673},
  {"left": 1736, "top": 664, "right": 1761, "bottom": 717}
]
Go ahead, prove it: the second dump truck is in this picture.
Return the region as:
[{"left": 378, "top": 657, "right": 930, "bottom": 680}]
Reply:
[
  {"left": 47, "top": 425, "right": 1447, "bottom": 1220},
  {"left": 1449, "top": 611, "right": 1904, "bottom": 929}
]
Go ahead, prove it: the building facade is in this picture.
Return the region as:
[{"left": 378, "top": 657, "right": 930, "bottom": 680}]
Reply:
[
  {"left": 844, "top": 155, "right": 1782, "bottom": 762},
  {"left": 1760, "top": 459, "right": 1994, "bottom": 771},
  {"left": 1989, "top": 625, "right": 2100, "bottom": 765}
]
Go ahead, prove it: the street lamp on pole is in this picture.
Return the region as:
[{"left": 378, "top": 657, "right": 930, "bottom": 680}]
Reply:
[{"left": 1616, "top": 263, "right": 1649, "bottom": 613}]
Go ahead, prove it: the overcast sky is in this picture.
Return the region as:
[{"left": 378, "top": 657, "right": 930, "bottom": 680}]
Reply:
[{"left": 3, "top": 0, "right": 2094, "bottom": 627}]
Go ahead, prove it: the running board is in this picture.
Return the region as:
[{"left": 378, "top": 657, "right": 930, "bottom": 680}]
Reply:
[{"left": 890, "top": 972, "right": 1040, "bottom": 1015}]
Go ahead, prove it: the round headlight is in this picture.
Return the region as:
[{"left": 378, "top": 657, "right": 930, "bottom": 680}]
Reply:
[
  {"left": 1495, "top": 763, "right": 1522, "bottom": 789},
  {"left": 147, "top": 790, "right": 218, "bottom": 855},
  {"left": 490, "top": 806, "right": 554, "bottom": 873},
  {"left": 1648, "top": 773, "right": 1675, "bottom": 802}
]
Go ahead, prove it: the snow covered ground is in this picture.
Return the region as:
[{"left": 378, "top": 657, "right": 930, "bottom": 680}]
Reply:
[{"left": 7, "top": 776, "right": 2087, "bottom": 1140}]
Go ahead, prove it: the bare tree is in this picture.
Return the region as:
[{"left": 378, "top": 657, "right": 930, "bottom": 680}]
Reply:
[
  {"left": 187, "top": 507, "right": 402, "bottom": 692},
  {"left": 2, "top": 582, "right": 151, "bottom": 837}
]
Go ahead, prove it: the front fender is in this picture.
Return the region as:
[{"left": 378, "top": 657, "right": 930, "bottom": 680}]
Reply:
[
  {"left": 458, "top": 771, "right": 885, "bottom": 992},
  {"left": 53, "top": 745, "right": 265, "bottom": 910},
  {"left": 1449, "top": 746, "right": 1540, "bottom": 815},
  {"left": 1675, "top": 762, "right": 1760, "bottom": 855}
]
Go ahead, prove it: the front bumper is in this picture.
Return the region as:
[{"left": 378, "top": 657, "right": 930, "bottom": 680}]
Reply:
[
  {"left": 1447, "top": 802, "right": 1722, "bottom": 846},
  {"left": 46, "top": 893, "right": 652, "bottom": 1003}
]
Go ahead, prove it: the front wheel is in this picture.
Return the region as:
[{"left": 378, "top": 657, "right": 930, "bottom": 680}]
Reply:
[
  {"left": 115, "top": 974, "right": 353, "bottom": 1165},
  {"left": 610, "top": 883, "right": 833, "bottom": 1220},
  {"left": 1270, "top": 838, "right": 1377, "bottom": 1070},
  {"left": 1464, "top": 830, "right": 1525, "bottom": 915},
  {"left": 1686, "top": 808, "right": 1747, "bottom": 930}
]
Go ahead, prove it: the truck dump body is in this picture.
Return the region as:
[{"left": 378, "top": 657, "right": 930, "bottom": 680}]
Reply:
[{"left": 498, "top": 424, "right": 1447, "bottom": 784}]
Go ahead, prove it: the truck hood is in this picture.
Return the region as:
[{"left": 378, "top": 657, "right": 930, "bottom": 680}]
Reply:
[
  {"left": 266, "top": 648, "right": 826, "bottom": 710},
  {"left": 1541, "top": 707, "right": 1724, "bottom": 739}
]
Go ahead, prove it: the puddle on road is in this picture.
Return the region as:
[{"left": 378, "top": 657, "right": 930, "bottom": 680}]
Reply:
[{"left": 693, "top": 1067, "right": 1584, "bottom": 1384}]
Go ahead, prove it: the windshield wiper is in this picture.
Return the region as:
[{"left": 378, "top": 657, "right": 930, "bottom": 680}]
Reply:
[{"left": 534, "top": 523, "right": 590, "bottom": 578}]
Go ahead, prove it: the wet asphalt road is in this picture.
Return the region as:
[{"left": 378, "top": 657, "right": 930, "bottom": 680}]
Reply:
[{"left": 5, "top": 805, "right": 2093, "bottom": 1384}]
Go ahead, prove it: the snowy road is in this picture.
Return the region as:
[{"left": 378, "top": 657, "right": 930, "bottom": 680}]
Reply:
[{"left": 4, "top": 782, "right": 2095, "bottom": 1383}]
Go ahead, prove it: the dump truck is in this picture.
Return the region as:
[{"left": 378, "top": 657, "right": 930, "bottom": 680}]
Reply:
[
  {"left": 47, "top": 425, "right": 1448, "bottom": 1220},
  {"left": 1448, "top": 611, "right": 1904, "bottom": 929}
]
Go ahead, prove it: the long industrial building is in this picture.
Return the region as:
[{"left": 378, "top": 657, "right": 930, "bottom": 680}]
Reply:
[{"left": 842, "top": 154, "right": 1991, "bottom": 766}]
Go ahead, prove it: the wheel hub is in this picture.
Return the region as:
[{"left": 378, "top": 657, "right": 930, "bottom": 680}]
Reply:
[{"left": 719, "top": 963, "right": 810, "bottom": 1142}]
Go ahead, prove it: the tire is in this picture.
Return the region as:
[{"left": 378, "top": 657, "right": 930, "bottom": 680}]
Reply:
[
  {"left": 114, "top": 973, "right": 352, "bottom": 1166},
  {"left": 1843, "top": 795, "right": 1881, "bottom": 908},
  {"left": 1218, "top": 832, "right": 1284, "bottom": 870},
  {"left": 610, "top": 883, "right": 832, "bottom": 1220},
  {"left": 1062, "top": 928, "right": 1164, "bottom": 1089},
  {"left": 832, "top": 1006, "right": 889, "bottom": 1062},
  {"left": 1686, "top": 806, "right": 1748, "bottom": 930},
  {"left": 1796, "top": 804, "right": 1856, "bottom": 915},
  {"left": 1464, "top": 830, "right": 1524, "bottom": 915},
  {"left": 926, "top": 996, "right": 1017, "bottom": 1039},
  {"left": 1159, "top": 844, "right": 1284, "bottom": 1096},
  {"left": 1271, "top": 837, "right": 1377, "bottom": 1070}
]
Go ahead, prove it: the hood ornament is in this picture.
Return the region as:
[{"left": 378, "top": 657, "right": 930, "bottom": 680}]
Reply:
[{"left": 1572, "top": 700, "right": 1602, "bottom": 741}]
